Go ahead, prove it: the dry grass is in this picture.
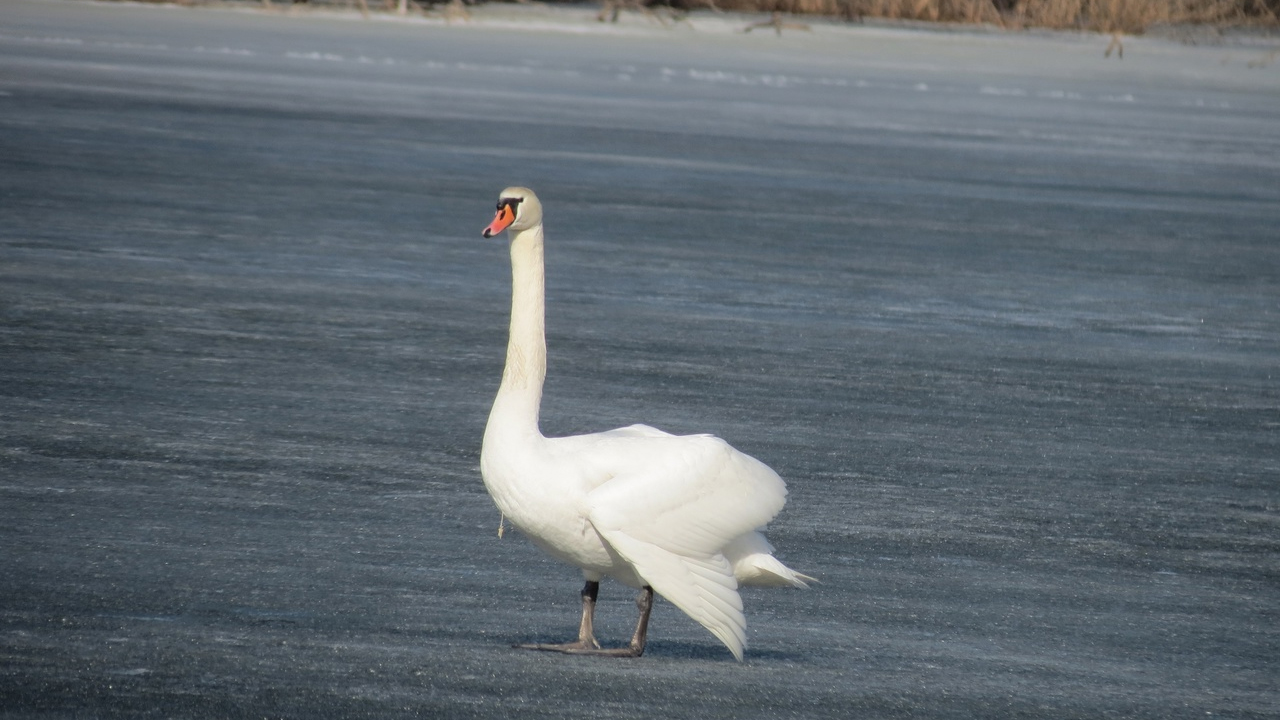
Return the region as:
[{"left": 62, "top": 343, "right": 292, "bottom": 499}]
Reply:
[
  {"left": 674, "top": 0, "right": 1280, "bottom": 32},
  {"left": 116, "top": 0, "right": 1280, "bottom": 33}
]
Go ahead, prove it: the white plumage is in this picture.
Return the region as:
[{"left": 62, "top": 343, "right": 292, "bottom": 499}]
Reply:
[{"left": 479, "top": 187, "right": 812, "bottom": 661}]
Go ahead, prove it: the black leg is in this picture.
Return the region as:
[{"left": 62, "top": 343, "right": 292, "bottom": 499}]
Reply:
[
  {"left": 575, "top": 580, "right": 601, "bottom": 647},
  {"left": 625, "top": 586, "right": 654, "bottom": 657},
  {"left": 516, "top": 580, "right": 602, "bottom": 652},
  {"left": 515, "top": 581, "right": 652, "bottom": 658}
]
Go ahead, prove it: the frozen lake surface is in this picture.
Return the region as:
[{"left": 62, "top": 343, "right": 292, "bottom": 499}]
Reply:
[{"left": 2, "top": 0, "right": 1278, "bottom": 717}]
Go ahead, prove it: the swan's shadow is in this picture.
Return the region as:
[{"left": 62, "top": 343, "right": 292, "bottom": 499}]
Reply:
[
  {"left": 506, "top": 636, "right": 807, "bottom": 663},
  {"left": 646, "top": 639, "right": 808, "bottom": 663}
]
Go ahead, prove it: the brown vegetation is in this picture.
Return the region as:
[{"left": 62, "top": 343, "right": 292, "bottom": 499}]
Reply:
[
  {"left": 670, "top": 0, "right": 1280, "bottom": 32},
  {"left": 110, "top": 0, "right": 1280, "bottom": 34}
]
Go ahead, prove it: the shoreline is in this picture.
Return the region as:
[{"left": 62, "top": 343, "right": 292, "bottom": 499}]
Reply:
[{"left": 70, "top": 0, "right": 1280, "bottom": 45}]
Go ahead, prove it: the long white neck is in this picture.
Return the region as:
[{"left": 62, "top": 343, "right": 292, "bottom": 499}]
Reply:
[{"left": 486, "top": 223, "right": 547, "bottom": 443}]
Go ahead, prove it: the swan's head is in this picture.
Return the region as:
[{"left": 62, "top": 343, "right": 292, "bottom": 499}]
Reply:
[{"left": 481, "top": 187, "right": 543, "bottom": 238}]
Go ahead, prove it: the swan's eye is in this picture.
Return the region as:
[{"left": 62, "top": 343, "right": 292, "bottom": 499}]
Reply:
[{"left": 498, "top": 197, "right": 524, "bottom": 213}]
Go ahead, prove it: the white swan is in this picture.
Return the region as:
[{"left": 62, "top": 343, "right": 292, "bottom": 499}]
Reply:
[{"left": 479, "top": 187, "right": 813, "bottom": 661}]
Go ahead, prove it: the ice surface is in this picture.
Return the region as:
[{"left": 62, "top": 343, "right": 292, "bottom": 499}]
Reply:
[{"left": 1, "top": 0, "right": 1278, "bottom": 717}]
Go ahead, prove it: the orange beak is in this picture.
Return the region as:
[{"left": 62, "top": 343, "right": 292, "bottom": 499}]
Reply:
[{"left": 482, "top": 204, "right": 516, "bottom": 238}]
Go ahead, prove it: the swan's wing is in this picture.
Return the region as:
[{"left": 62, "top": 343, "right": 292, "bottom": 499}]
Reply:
[
  {"left": 596, "top": 527, "right": 747, "bottom": 660},
  {"left": 588, "top": 436, "right": 787, "bottom": 553},
  {"left": 586, "top": 436, "right": 787, "bottom": 660},
  {"left": 598, "top": 423, "right": 676, "bottom": 439},
  {"left": 549, "top": 424, "right": 675, "bottom": 458}
]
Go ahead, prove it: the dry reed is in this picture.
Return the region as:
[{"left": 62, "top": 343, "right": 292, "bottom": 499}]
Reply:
[
  {"left": 673, "top": 0, "right": 1280, "bottom": 31},
  {"left": 117, "top": 0, "right": 1280, "bottom": 34}
]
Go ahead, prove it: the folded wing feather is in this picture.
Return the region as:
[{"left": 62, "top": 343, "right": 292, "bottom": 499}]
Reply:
[{"left": 585, "top": 435, "right": 788, "bottom": 659}]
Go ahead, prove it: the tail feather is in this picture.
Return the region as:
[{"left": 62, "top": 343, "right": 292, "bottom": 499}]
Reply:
[{"left": 725, "top": 531, "right": 815, "bottom": 588}]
